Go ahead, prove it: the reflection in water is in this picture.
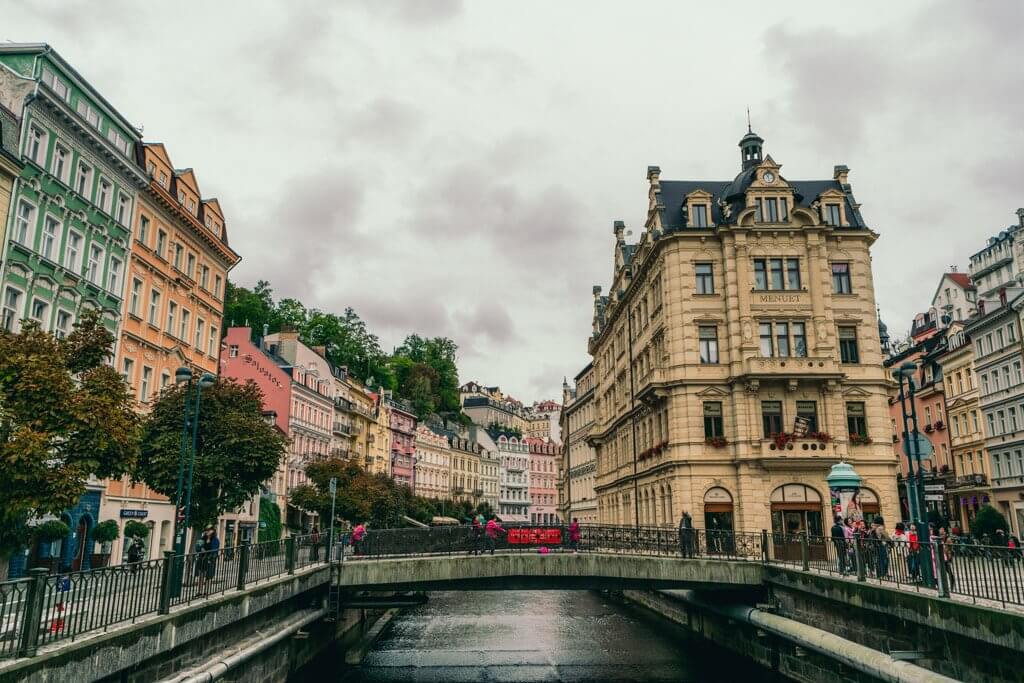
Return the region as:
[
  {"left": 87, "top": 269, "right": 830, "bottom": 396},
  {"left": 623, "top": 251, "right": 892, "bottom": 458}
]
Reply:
[{"left": 303, "top": 590, "right": 784, "bottom": 682}]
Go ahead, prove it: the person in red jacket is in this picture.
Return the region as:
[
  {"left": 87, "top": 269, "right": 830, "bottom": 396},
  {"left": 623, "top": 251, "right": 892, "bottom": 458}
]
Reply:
[
  {"left": 569, "top": 518, "right": 581, "bottom": 553},
  {"left": 485, "top": 518, "right": 505, "bottom": 555}
]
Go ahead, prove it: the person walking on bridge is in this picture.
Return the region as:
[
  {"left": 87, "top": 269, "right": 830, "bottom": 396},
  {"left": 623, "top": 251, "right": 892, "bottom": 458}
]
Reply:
[
  {"left": 309, "top": 524, "right": 321, "bottom": 561},
  {"left": 569, "top": 518, "right": 581, "bottom": 553},
  {"left": 678, "top": 512, "right": 694, "bottom": 558},
  {"left": 351, "top": 522, "right": 367, "bottom": 556},
  {"left": 469, "top": 515, "right": 483, "bottom": 556},
  {"left": 485, "top": 517, "right": 505, "bottom": 555},
  {"left": 831, "top": 516, "right": 848, "bottom": 575}
]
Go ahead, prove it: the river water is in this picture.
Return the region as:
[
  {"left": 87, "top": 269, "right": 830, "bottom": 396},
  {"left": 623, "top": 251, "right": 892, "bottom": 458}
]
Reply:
[{"left": 301, "top": 590, "right": 785, "bottom": 682}]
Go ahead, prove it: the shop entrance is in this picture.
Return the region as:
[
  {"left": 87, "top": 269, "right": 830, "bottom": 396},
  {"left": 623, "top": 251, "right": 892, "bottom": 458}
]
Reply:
[
  {"left": 703, "top": 487, "right": 734, "bottom": 554},
  {"left": 770, "top": 484, "right": 825, "bottom": 561}
]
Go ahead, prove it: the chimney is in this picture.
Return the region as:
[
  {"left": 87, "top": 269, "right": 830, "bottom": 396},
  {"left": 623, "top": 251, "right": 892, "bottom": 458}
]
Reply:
[
  {"left": 646, "top": 165, "right": 661, "bottom": 187},
  {"left": 833, "top": 164, "right": 850, "bottom": 186},
  {"left": 613, "top": 220, "right": 625, "bottom": 242},
  {"left": 1017, "top": 208, "right": 1024, "bottom": 228},
  {"left": 593, "top": 285, "right": 602, "bottom": 299}
]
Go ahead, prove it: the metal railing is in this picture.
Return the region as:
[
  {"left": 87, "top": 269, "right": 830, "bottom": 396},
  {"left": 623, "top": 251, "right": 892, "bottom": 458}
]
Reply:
[{"left": 0, "top": 533, "right": 327, "bottom": 660}]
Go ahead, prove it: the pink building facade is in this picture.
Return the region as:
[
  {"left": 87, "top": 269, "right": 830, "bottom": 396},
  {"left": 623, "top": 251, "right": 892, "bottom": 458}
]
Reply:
[
  {"left": 527, "top": 438, "right": 559, "bottom": 525},
  {"left": 387, "top": 399, "right": 417, "bottom": 487}
]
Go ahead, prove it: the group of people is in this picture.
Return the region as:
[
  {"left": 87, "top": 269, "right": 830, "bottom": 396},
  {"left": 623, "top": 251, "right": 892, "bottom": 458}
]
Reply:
[{"left": 829, "top": 515, "right": 965, "bottom": 587}]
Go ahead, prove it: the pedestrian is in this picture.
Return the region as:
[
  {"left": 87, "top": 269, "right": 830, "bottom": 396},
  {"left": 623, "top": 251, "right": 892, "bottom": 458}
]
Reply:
[
  {"left": 485, "top": 517, "right": 505, "bottom": 555},
  {"left": 907, "top": 522, "right": 921, "bottom": 581},
  {"left": 830, "top": 516, "right": 848, "bottom": 575},
  {"left": 126, "top": 537, "right": 145, "bottom": 572},
  {"left": 872, "top": 516, "right": 890, "bottom": 579},
  {"left": 351, "top": 522, "right": 367, "bottom": 556},
  {"left": 469, "top": 515, "right": 483, "bottom": 556},
  {"left": 569, "top": 518, "right": 581, "bottom": 553},
  {"left": 843, "top": 518, "right": 856, "bottom": 571},
  {"left": 678, "top": 512, "right": 693, "bottom": 558},
  {"left": 198, "top": 526, "right": 220, "bottom": 595},
  {"left": 939, "top": 527, "right": 956, "bottom": 590},
  {"left": 310, "top": 524, "right": 321, "bottom": 561}
]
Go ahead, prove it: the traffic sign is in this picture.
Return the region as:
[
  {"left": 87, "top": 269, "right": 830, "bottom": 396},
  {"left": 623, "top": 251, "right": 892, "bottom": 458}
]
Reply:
[
  {"left": 329, "top": 477, "right": 337, "bottom": 495},
  {"left": 901, "top": 433, "right": 934, "bottom": 461},
  {"left": 924, "top": 484, "right": 945, "bottom": 492},
  {"left": 924, "top": 494, "right": 945, "bottom": 502}
]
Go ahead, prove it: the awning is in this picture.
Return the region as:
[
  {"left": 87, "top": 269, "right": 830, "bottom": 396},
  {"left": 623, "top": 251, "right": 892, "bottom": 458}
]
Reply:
[{"left": 496, "top": 514, "right": 530, "bottom": 524}]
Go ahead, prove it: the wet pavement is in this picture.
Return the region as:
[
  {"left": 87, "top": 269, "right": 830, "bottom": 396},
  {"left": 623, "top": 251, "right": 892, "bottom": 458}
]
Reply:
[{"left": 310, "top": 590, "right": 784, "bottom": 682}]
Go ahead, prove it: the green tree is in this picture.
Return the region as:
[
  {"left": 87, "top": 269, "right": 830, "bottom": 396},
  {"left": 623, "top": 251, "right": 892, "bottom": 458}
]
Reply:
[
  {"left": 971, "top": 505, "right": 1009, "bottom": 542},
  {"left": 223, "top": 279, "right": 277, "bottom": 334},
  {"left": 140, "top": 379, "right": 288, "bottom": 532},
  {"left": 393, "top": 335, "right": 460, "bottom": 419},
  {"left": 0, "top": 313, "right": 140, "bottom": 563}
]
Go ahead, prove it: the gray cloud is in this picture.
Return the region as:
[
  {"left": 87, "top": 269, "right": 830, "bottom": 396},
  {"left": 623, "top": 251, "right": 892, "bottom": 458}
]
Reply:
[
  {"left": 345, "top": 97, "right": 423, "bottom": 147},
  {"left": 351, "top": 0, "right": 464, "bottom": 26}
]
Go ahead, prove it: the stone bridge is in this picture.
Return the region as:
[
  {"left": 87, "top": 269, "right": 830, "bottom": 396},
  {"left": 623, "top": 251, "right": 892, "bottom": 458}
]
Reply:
[{"left": 333, "top": 552, "right": 764, "bottom": 591}]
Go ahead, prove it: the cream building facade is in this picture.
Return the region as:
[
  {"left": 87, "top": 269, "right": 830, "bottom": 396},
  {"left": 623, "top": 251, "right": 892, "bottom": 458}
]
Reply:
[
  {"left": 560, "top": 364, "right": 599, "bottom": 523},
  {"left": 448, "top": 435, "right": 483, "bottom": 504},
  {"left": 480, "top": 448, "right": 501, "bottom": 513},
  {"left": 588, "top": 129, "right": 899, "bottom": 542},
  {"left": 414, "top": 424, "right": 450, "bottom": 500}
]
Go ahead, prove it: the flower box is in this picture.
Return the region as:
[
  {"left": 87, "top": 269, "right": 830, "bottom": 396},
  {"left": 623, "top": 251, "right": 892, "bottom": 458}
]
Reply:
[
  {"left": 705, "top": 436, "right": 728, "bottom": 448},
  {"left": 849, "top": 433, "right": 872, "bottom": 446},
  {"left": 934, "top": 420, "right": 945, "bottom": 430}
]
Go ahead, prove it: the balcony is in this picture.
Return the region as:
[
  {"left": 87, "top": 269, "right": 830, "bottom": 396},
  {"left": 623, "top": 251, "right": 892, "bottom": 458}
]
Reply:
[
  {"left": 333, "top": 422, "right": 352, "bottom": 436},
  {"left": 472, "top": 489, "right": 484, "bottom": 497},
  {"left": 950, "top": 473, "right": 989, "bottom": 489},
  {"left": 739, "top": 356, "right": 843, "bottom": 385},
  {"left": 334, "top": 397, "right": 353, "bottom": 412},
  {"left": 330, "top": 447, "right": 350, "bottom": 459}
]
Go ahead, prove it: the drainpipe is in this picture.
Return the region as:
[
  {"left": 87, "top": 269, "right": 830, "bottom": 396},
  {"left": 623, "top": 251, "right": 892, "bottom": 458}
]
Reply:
[
  {"left": 170, "top": 607, "right": 327, "bottom": 683},
  {"left": 672, "top": 591, "right": 959, "bottom": 683}
]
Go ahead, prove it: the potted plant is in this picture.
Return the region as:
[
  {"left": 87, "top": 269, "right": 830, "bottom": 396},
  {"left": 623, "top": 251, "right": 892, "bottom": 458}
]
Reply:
[
  {"left": 90, "top": 520, "right": 120, "bottom": 568},
  {"left": 807, "top": 431, "right": 832, "bottom": 443},
  {"left": 34, "top": 520, "right": 70, "bottom": 572},
  {"left": 934, "top": 420, "right": 945, "bottom": 430},
  {"left": 705, "top": 436, "right": 728, "bottom": 448},
  {"left": 924, "top": 423, "right": 934, "bottom": 433},
  {"left": 849, "top": 433, "right": 873, "bottom": 446}
]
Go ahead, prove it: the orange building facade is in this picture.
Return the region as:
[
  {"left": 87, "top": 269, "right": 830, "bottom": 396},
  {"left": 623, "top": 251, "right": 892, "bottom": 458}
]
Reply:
[{"left": 102, "top": 143, "right": 239, "bottom": 562}]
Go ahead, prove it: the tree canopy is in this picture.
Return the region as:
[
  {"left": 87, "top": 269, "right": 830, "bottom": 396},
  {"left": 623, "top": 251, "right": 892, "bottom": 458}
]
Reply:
[
  {"left": 140, "top": 378, "right": 288, "bottom": 531},
  {"left": 224, "top": 280, "right": 464, "bottom": 419},
  {"left": 0, "top": 313, "right": 140, "bottom": 558}
]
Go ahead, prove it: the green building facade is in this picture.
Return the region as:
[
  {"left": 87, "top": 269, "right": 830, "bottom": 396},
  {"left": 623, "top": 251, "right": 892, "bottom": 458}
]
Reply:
[{"left": 0, "top": 44, "right": 147, "bottom": 337}]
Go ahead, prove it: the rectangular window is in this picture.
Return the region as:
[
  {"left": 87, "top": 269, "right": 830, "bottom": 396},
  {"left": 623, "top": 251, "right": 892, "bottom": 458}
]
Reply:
[
  {"left": 775, "top": 321, "right": 790, "bottom": 357},
  {"left": 1011, "top": 407, "right": 1018, "bottom": 433},
  {"left": 695, "top": 263, "right": 714, "bottom": 294},
  {"left": 786, "top": 258, "right": 801, "bottom": 289},
  {"left": 115, "top": 194, "right": 131, "bottom": 225},
  {"left": 42, "top": 68, "right": 69, "bottom": 101},
  {"left": 982, "top": 373, "right": 990, "bottom": 393},
  {"left": 208, "top": 326, "right": 217, "bottom": 356},
  {"left": 2, "top": 287, "right": 21, "bottom": 332},
  {"left": 129, "top": 278, "right": 142, "bottom": 316},
  {"left": 140, "top": 366, "right": 153, "bottom": 403},
  {"left": 753, "top": 259, "right": 767, "bottom": 289},
  {"left": 770, "top": 258, "right": 784, "bottom": 290},
  {"left": 195, "top": 319, "right": 205, "bottom": 349},
  {"left": 780, "top": 198, "right": 789, "bottom": 221},
  {"left": 999, "top": 410, "right": 1007, "bottom": 434},
  {"left": 765, "top": 198, "right": 779, "bottom": 222},
  {"left": 839, "top": 326, "right": 859, "bottom": 363},
  {"left": 14, "top": 200, "right": 36, "bottom": 246},
  {"left": 692, "top": 204, "right": 708, "bottom": 227},
  {"left": 759, "top": 322, "right": 773, "bottom": 357},
  {"left": 40, "top": 216, "right": 59, "bottom": 261},
  {"left": 166, "top": 301, "right": 177, "bottom": 334},
  {"left": 997, "top": 329, "right": 1005, "bottom": 348},
  {"left": 52, "top": 143, "right": 70, "bottom": 183},
  {"left": 762, "top": 401, "right": 783, "bottom": 437},
  {"left": 75, "top": 162, "right": 91, "bottom": 197},
  {"left": 148, "top": 289, "right": 161, "bottom": 325},
  {"left": 121, "top": 358, "right": 134, "bottom": 385},
  {"left": 699, "top": 326, "right": 719, "bottom": 364},
  {"left": 156, "top": 230, "right": 167, "bottom": 257},
  {"left": 1008, "top": 324, "right": 1017, "bottom": 343},
  {"left": 200, "top": 265, "right": 209, "bottom": 290},
  {"left": 179, "top": 308, "right": 190, "bottom": 340},
  {"left": 28, "top": 125, "right": 47, "bottom": 165},
  {"left": 97, "top": 178, "right": 112, "bottom": 213},
  {"left": 64, "top": 230, "right": 82, "bottom": 273},
  {"left": 832, "top": 263, "right": 852, "bottom": 294},
  {"left": 186, "top": 252, "right": 196, "bottom": 278},
  {"left": 703, "top": 402, "right": 724, "bottom": 439},
  {"left": 87, "top": 244, "right": 103, "bottom": 285},
  {"left": 1003, "top": 365, "right": 1012, "bottom": 389},
  {"left": 54, "top": 310, "right": 72, "bottom": 339},
  {"left": 825, "top": 203, "right": 841, "bottom": 226},
  {"left": 754, "top": 198, "right": 763, "bottom": 222},
  {"left": 108, "top": 257, "right": 122, "bottom": 294},
  {"left": 137, "top": 215, "right": 149, "bottom": 245},
  {"left": 214, "top": 275, "right": 223, "bottom": 298},
  {"left": 792, "top": 322, "right": 807, "bottom": 357},
  {"left": 796, "top": 400, "right": 818, "bottom": 433},
  {"left": 847, "top": 402, "right": 867, "bottom": 437},
  {"left": 30, "top": 299, "right": 48, "bottom": 328},
  {"left": 173, "top": 243, "right": 183, "bottom": 270}
]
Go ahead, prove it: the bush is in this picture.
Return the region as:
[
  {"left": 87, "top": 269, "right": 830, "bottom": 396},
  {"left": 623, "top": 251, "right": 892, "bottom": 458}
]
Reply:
[
  {"left": 971, "top": 505, "right": 1009, "bottom": 542},
  {"left": 258, "top": 497, "right": 282, "bottom": 542},
  {"left": 123, "top": 520, "right": 150, "bottom": 539},
  {"left": 91, "top": 520, "right": 120, "bottom": 544},
  {"left": 35, "top": 520, "right": 70, "bottom": 543}
]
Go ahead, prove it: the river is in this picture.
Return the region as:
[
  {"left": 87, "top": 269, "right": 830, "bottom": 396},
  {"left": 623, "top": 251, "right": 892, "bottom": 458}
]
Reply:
[{"left": 297, "top": 590, "right": 785, "bottom": 682}]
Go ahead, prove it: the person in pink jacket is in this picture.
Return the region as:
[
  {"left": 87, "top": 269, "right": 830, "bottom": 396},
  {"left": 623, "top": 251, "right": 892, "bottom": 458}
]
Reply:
[
  {"left": 569, "top": 518, "right": 581, "bottom": 553},
  {"left": 351, "top": 522, "right": 367, "bottom": 556},
  {"left": 485, "top": 518, "right": 505, "bottom": 555}
]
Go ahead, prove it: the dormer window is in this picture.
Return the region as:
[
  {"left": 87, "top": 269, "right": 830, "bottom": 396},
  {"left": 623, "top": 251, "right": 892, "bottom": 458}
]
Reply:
[
  {"left": 755, "top": 197, "right": 788, "bottom": 223},
  {"left": 692, "top": 204, "right": 709, "bottom": 228},
  {"left": 824, "top": 203, "right": 842, "bottom": 226},
  {"left": 177, "top": 191, "right": 186, "bottom": 205}
]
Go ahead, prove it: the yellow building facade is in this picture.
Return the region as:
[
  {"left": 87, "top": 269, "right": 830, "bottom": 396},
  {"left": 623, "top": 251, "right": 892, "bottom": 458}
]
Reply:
[{"left": 588, "top": 130, "right": 899, "bottom": 539}]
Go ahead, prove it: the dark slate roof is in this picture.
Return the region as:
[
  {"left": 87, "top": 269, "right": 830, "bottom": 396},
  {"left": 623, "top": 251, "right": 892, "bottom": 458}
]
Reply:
[{"left": 656, "top": 174, "right": 867, "bottom": 231}]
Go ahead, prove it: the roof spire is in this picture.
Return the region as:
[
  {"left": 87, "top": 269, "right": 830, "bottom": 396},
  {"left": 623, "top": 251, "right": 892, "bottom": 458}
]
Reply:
[{"left": 746, "top": 106, "right": 752, "bottom": 134}]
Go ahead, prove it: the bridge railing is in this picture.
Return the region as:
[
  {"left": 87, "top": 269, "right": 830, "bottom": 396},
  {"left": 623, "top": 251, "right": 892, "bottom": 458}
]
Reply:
[{"left": 0, "top": 533, "right": 329, "bottom": 660}]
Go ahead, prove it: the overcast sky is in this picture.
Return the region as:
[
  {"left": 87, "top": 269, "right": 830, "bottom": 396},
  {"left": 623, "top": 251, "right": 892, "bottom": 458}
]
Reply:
[{"left": 7, "top": 1, "right": 1022, "bottom": 401}]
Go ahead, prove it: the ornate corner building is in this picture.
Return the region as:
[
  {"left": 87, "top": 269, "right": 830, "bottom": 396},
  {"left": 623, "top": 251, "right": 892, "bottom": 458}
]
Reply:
[{"left": 587, "top": 129, "right": 899, "bottom": 538}]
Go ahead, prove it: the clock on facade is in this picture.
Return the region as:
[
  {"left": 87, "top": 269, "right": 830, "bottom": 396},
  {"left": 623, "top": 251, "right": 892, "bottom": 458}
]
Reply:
[{"left": 762, "top": 171, "right": 776, "bottom": 184}]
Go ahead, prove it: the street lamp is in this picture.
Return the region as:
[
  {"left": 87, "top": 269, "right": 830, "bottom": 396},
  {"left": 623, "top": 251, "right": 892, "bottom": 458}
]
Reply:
[
  {"left": 171, "top": 369, "right": 216, "bottom": 559},
  {"left": 894, "top": 361, "right": 935, "bottom": 586}
]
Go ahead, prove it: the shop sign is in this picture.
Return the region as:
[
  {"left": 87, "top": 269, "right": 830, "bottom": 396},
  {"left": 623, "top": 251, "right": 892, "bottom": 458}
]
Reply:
[
  {"left": 119, "top": 509, "right": 148, "bottom": 519},
  {"left": 508, "top": 528, "right": 562, "bottom": 545}
]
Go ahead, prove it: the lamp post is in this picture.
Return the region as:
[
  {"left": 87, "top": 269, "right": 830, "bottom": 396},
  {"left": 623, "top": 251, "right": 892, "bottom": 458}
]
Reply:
[
  {"left": 171, "top": 369, "right": 216, "bottom": 558},
  {"left": 894, "top": 361, "right": 934, "bottom": 586}
]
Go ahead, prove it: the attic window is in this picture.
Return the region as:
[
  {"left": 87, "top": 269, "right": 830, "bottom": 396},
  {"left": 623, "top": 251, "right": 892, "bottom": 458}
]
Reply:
[
  {"left": 692, "top": 204, "right": 709, "bottom": 228},
  {"left": 824, "top": 203, "right": 842, "bottom": 226}
]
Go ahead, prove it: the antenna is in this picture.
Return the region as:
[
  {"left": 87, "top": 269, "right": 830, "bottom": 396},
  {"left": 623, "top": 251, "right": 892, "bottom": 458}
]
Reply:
[{"left": 746, "top": 107, "right": 752, "bottom": 133}]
